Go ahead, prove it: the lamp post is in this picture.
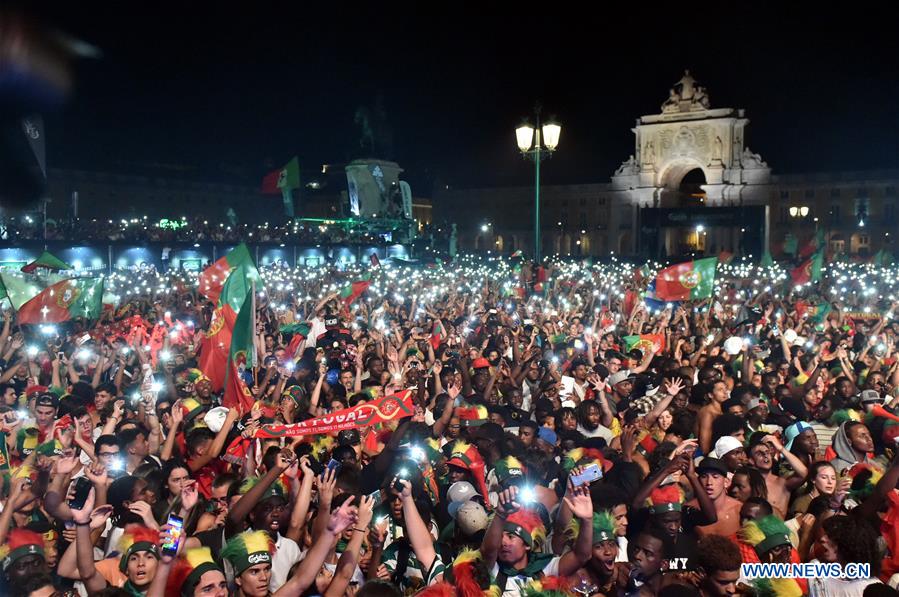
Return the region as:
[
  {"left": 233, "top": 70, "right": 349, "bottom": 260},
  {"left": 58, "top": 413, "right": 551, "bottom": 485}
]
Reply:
[{"left": 516, "top": 104, "right": 561, "bottom": 264}]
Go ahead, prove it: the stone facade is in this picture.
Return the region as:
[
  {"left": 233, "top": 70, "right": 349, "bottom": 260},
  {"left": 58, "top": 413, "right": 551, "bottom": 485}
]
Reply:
[{"left": 436, "top": 71, "right": 898, "bottom": 258}]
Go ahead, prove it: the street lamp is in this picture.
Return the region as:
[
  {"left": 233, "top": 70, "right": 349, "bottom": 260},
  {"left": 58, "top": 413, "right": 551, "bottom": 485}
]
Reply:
[
  {"left": 516, "top": 103, "right": 561, "bottom": 263},
  {"left": 789, "top": 206, "right": 809, "bottom": 218}
]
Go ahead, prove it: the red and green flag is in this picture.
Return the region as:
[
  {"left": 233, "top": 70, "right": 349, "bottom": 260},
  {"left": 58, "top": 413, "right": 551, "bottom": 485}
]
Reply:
[
  {"left": 654, "top": 257, "right": 717, "bottom": 301},
  {"left": 623, "top": 334, "right": 666, "bottom": 354},
  {"left": 0, "top": 272, "right": 65, "bottom": 309},
  {"left": 280, "top": 322, "right": 311, "bottom": 358},
  {"left": 198, "top": 243, "right": 259, "bottom": 310},
  {"left": 223, "top": 288, "right": 257, "bottom": 412},
  {"left": 198, "top": 244, "right": 262, "bottom": 391},
  {"left": 790, "top": 250, "right": 823, "bottom": 286},
  {"left": 261, "top": 156, "right": 300, "bottom": 195},
  {"left": 21, "top": 251, "right": 70, "bottom": 273},
  {"left": 16, "top": 277, "right": 104, "bottom": 324},
  {"left": 340, "top": 273, "right": 371, "bottom": 306}
]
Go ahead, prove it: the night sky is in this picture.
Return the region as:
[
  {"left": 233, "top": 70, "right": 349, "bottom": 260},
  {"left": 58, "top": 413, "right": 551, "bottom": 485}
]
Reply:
[{"left": 28, "top": 4, "right": 899, "bottom": 195}]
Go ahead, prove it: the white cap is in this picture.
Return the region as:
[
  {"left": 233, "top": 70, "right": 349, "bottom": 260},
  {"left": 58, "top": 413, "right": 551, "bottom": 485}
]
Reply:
[
  {"left": 204, "top": 407, "right": 230, "bottom": 433},
  {"left": 713, "top": 435, "right": 744, "bottom": 459}
]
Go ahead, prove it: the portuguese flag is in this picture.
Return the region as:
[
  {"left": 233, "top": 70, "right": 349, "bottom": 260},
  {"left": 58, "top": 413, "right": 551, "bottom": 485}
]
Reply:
[
  {"left": 790, "top": 250, "right": 823, "bottom": 286},
  {"left": 623, "top": 334, "right": 666, "bottom": 354},
  {"left": 21, "top": 251, "right": 70, "bottom": 273},
  {"left": 654, "top": 257, "right": 717, "bottom": 301},
  {"left": 16, "top": 277, "right": 104, "bottom": 324},
  {"left": 198, "top": 245, "right": 262, "bottom": 391},
  {"left": 223, "top": 288, "right": 256, "bottom": 412},
  {"left": 198, "top": 243, "right": 259, "bottom": 310},
  {"left": 0, "top": 272, "right": 66, "bottom": 309},
  {"left": 261, "top": 156, "right": 300, "bottom": 195},
  {"left": 340, "top": 273, "right": 371, "bottom": 306}
]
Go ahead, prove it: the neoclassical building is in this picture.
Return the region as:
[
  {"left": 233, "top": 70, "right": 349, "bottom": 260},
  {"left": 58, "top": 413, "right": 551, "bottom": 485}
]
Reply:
[{"left": 436, "top": 71, "right": 897, "bottom": 259}]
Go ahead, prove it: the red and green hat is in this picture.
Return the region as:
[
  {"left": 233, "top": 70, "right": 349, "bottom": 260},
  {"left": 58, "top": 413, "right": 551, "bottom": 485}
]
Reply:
[
  {"left": 493, "top": 456, "right": 526, "bottom": 486},
  {"left": 447, "top": 441, "right": 489, "bottom": 500},
  {"left": 0, "top": 528, "right": 44, "bottom": 571},
  {"left": 221, "top": 530, "right": 275, "bottom": 576},
  {"left": 455, "top": 404, "right": 488, "bottom": 427},
  {"left": 117, "top": 525, "right": 160, "bottom": 572},
  {"left": 504, "top": 509, "right": 546, "bottom": 549},
  {"left": 646, "top": 484, "right": 684, "bottom": 515},
  {"left": 166, "top": 547, "right": 223, "bottom": 597}
]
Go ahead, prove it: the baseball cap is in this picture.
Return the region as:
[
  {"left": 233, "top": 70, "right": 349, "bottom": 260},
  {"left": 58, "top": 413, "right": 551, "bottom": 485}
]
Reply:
[
  {"left": 713, "top": 436, "right": 744, "bottom": 459},
  {"left": 537, "top": 427, "right": 558, "bottom": 446},
  {"left": 607, "top": 370, "right": 633, "bottom": 386},
  {"left": 447, "top": 481, "right": 479, "bottom": 504},
  {"left": 338, "top": 429, "right": 361, "bottom": 446},
  {"left": 783, "top": 421, "right": 814, "bottom": 451},
  {"left": 35, "top": 393, "right": 59, "bottom": 409},
  {"left": 696, "top": 457, "right": 729, "bottom": 476},
  {"left": 472, "top": 358, "right": 491, "bottom": 370},
  {"left": 454, "top": 501, "right": 488, "bottom": 535},
  {"left": 860, "top": 389, "right": 883, "bottom": 406},
  {"left": 746, "top": 397, "right": 767, "bottom": 411}
]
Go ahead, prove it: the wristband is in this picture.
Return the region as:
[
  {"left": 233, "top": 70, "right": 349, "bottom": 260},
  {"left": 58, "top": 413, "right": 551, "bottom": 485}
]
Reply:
[
  {"left": 353, "top": 528, "right": 366, "bottom": 533},
  {"left": 74, "top": 521, "right": 90, "bottom": 527}
]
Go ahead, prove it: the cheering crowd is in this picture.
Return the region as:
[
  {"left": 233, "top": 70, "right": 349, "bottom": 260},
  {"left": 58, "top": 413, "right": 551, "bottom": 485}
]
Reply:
[{"left": 1, "top": 255, "right": 899, "bottom": 597}]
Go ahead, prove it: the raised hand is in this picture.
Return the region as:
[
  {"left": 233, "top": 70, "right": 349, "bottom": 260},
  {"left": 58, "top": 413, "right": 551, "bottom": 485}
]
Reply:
[
  {"left": 181, "top": 480, "right": 199, "bottom": 512},
  {"left": 89, "top": 504, "right": 114, "bottom": 530},
  {"left": 357, "top": 494, "right": 376, "bottom": 529},
  {"left": 563, "top": 481, "right": 594, "bottom": 521},
  {"left": 54, "top": 450, "right": 80, "bottom": 476},
  {"left": 665, "top": 377, "right": 685, "bottom": 396},
  {"left": 316, "top": 466, "right": 338, "bottom": 506},
  {"left": 84, "top": 462, "right": 109, "bottom": 488},
  {"left": 327, "top": 495, "right": 359, "bottom": 535},
  {"left": 496, "top": 485, "right": 521, "bottom": 517},
  {"left": 70, "top": 487, "right": 96, "bottom": 524},
  {"left": 128, "top": 500, "right": 159, "bottom": 529}
]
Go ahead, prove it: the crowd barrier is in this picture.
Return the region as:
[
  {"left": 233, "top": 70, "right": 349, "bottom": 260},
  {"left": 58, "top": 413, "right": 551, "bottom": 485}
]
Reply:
[{"left": 0, "top": 241, "right": 412, "bottom": 273}]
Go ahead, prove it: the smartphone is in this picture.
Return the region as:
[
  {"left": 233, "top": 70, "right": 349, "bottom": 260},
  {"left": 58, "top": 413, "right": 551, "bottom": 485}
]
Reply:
[
  {"left": 325, "top": 458, "right": 341, "bottom": 476},
  {"left": 161, "top": 514, "right": 184, "bottom": 557},
  {"left": 68, "top": 477, "right": 92, "bottom": 510},
  {"left": 570, "top": 463, "right": 603, "bottom": 486},
  {"left": 367, "top": 489, "right": 383, "bottom": 507}
]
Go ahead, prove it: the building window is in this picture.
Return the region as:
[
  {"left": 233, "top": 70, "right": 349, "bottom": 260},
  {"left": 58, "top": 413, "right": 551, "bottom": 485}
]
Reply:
[
  {"left": 859, "top": 235, "right": 870, "bottom": 246},
  {"left": 830, "top": 188, "right": 840, "bottom": 197},
  {"left": 780, "top": 190, "right": 789, "bottom": 200},
  {"left": 886, "top": 203, "right": 897, "bottom": 222},
  {"left": 804, "top": 189, "right": 815, "bottom": 199},
  {"left": 580, "top": 212, "right": 587, "bottom": 227},
  {"left": 579, "top": 197, "right": 586, "bottom": 206},
  {"left": 779, "top": 206, "right": 789, "bottom": 223},
  {"left": 857, "top": 188, "right": 868, "bottom": 197},
  {"left": 886, "top": 186, "right": 896, "bottom": 196},
  {"left": 562, "top": 199, "right": 568, "bottom": 207},
  {"left": 597, "top": 197, "right": 606, "bottom": 206},
  {"left": 829, "top": 205, "right": 840, "bottom": 223}
]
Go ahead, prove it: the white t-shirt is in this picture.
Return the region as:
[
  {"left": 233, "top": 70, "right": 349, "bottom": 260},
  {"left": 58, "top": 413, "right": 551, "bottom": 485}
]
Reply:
[
  {"left": 270, "top": 533, "right": 302, "bottom": 591},
  {"left": 808, "top": 577, "right": 881, "bottom": 596}
]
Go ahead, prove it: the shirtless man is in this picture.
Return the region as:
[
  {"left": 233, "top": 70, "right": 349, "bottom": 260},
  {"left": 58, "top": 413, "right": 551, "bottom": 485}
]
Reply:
[
  {"left": 747, "top": 433, "right": 807, "bottom": 518},
  {"left": 689, "top": 458, "right": 743, "bottom": 538},
  {"left": 696, "top": 380, "right": 729, "bottom": 455}
]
